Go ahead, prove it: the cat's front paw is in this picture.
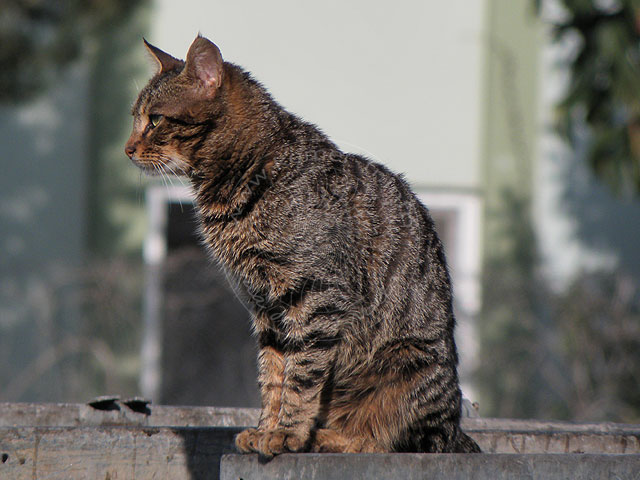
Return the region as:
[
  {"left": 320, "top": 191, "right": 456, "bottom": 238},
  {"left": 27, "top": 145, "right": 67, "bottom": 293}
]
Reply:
[
  {"left": 235, "top": 428, "right": 307, "bottom": 457},
  {"left": 235, "top": 428, "right": 261, "bottom": 453}
]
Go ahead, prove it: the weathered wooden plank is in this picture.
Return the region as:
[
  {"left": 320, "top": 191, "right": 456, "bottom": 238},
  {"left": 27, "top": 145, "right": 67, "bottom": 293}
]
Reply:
[
  {"left": 462, "top": 417, "right": 640, "bottom": 454},
  {"left": 2, "top": 402, "right": 640, "bottom": 480},
  {"left": 468, "top": 430, "right": 640, "bottom": 454},
  {"left": 0, "top": 402, "right": 260, "bottom": 428},
  {"left": 4, "top": 401, "right": 640, "bottom": 436},
  {"left": 220, "top": 453, "right": 640, "bottom": 480},
  {"left": 1, "top": 422, "right": 640, "bottom": 478},
  {"left": 461, "top": 416, "right": 640, "bottom": 434},
  {"left": 0, "top": 426, "right": 241, "bottom": 480}
]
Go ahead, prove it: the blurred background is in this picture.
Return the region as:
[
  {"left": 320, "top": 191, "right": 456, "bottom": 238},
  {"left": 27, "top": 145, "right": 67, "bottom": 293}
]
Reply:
[{"left": 1, "top": 0, "right": 639, "bottom": 423}]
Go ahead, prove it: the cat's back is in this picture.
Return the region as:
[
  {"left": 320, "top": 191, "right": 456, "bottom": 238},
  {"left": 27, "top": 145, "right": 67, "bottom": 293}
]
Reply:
[{"left": 271, "top": 142, "right": 450, "bottom": 314}]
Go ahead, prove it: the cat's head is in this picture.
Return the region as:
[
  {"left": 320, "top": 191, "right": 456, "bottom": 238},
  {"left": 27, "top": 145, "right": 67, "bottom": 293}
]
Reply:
[{"left": 125, "top": 35, "right": 224, "bottom": 176}]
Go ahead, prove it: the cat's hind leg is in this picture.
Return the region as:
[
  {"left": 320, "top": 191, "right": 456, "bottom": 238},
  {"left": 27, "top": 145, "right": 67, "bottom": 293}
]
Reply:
[{"left": 311, "top": 428, "right": 386, "bottom": 453}]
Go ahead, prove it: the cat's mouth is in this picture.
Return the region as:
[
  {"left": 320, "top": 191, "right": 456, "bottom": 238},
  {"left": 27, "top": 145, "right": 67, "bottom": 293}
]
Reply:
[
  {"left": 130, "top": 158, "right": 159, "bottom": 174},
  {"left": 130, "top": 155, "right": 190, "bottom": 178},
  {"left": 125, "top": 151, "right": 151, "bottom": 171},
  {"left": 125, "top": 142, "right": 189, "bottom": 176},
  {"left": 131, "top": 158, "right": 172, "bottom": 176}
]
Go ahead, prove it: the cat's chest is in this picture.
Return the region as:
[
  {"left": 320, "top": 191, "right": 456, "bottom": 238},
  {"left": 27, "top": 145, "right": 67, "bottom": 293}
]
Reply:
[
  {"left": 199, "top": 213, "right": 265, "bottom": 264},
  {"left": 196, "top": 196, "right": 297, "bottom": 290}
]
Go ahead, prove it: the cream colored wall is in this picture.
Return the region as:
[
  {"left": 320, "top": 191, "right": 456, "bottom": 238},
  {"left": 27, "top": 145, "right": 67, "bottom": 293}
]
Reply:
[{"left": 150, "top": 0, "right": 485, "bottom": 190}]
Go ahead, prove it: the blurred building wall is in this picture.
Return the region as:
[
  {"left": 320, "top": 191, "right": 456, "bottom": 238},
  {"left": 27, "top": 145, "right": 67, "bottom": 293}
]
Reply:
[
  {"left": 149, "top": 0, "right": 486, "bottom": 191},
  {"left": 0, "top": 5, "right": 151, "bottom": 402},
  {"left": 0, "top": 63, "right": 90, "bottom": 401}
]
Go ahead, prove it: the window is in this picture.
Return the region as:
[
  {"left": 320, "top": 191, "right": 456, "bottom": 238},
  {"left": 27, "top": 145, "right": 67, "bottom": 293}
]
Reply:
[{"left": 418, "top": 191, "right": 482, "bottom": 396}]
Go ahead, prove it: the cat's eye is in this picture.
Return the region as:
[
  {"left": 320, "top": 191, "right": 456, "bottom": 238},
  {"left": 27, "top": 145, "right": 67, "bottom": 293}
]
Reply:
[{"left": 149, "top": 114, "right": 162, "bottom": 128}]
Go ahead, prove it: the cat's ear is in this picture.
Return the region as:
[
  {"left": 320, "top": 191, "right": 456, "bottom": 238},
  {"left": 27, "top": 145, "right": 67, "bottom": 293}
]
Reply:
[
  {"left": 183, "top": 35, "right": 224, "bottom": 93},
  {"left": 144, "top": 38, "right": 183, "bottom": 74}
]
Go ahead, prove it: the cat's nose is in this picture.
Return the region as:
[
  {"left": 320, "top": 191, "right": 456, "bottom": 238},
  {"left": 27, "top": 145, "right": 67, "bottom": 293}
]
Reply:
[{"left": 125, "top": 143, "right": 136, "bottom": 157}]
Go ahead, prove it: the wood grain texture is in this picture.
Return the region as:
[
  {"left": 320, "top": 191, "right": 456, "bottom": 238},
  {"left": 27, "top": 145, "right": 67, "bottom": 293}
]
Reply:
[
  {"left": 0, "top": 426, "right": 240, "bottom": 480},
  {"left": 1, "top": 404, "right": 639, "bottom": 479}
]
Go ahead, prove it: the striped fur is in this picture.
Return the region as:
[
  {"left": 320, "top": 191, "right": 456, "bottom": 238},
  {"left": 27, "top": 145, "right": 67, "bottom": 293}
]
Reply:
[{"left": 126, "top": 36, "right": 480, "bottom": 455}]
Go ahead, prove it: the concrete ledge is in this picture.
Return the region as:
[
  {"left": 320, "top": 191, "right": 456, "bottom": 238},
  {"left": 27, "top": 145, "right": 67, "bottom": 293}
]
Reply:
[
  {"left": 0, "top": 426, "right": 242, "bottom": 480},
  {"left": 220, "top": 453, "right": 640, "bottom": 480}
]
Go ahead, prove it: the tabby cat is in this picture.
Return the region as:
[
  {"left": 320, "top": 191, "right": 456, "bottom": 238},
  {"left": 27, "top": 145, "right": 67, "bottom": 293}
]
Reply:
[{"left": 125, "top": 35, "right": 481, "bottom": 455}]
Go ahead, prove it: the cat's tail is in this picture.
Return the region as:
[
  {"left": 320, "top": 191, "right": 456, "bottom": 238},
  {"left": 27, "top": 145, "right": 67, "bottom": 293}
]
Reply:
[{"left": 454, "top": 430, "right": 482, "bottom": 453}]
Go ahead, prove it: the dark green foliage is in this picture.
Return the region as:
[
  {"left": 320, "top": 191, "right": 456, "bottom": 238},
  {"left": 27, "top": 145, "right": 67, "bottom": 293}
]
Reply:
[
  {"left": 0, "top": 0, "right": 146, "bottom": 102},
  {"left": 544, "top": 0, "right": 640, "bottom": 196}
]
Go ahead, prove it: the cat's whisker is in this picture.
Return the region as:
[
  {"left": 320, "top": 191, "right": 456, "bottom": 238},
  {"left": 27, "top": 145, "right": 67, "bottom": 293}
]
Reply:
[
  {"left": 159, "top": 158, "right": 190, "bottom": 212},
  {"left": 137, "top": 172, "right": 144, "bottom": 206},
  {"left": 162, "top": 157, "right": 189, "bottom": 187},
  {"left": 160, "top": 163, "right": 187, "bottom": 212},
  {"left": 153, "top": 163, "right": 170, "bottom": 192},
  {"left": 161, "top": 160, "right": 181, "bottom": 180},
  {"left": 159, "top": 164, "right": 173, "bottom": 193}
]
